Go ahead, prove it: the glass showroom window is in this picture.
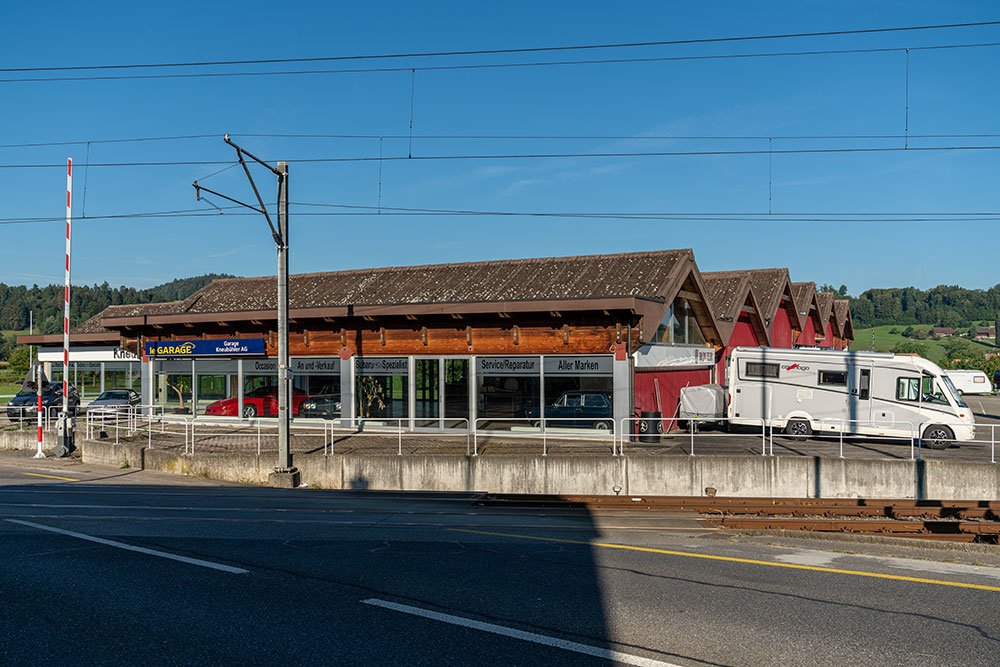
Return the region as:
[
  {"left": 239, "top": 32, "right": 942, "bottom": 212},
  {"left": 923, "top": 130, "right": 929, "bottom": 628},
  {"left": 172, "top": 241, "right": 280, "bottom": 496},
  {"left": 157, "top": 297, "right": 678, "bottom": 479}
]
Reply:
[
  {"left": 194, "top": 359, "right": 237, "bottom": 415},
  {"left": 154, "top": 360, "right": 193, "bottom": 415},
  {"left": 542, "top": 356, "right": 614, "bottom": 431},
  {"left": 105, "top": 362, "right": 141, "bottom": 392},
  {"left": 293, "top": 358, "right": 342, "bottom": 420},
  {"left": 355, "top": 358, "right": 408, "bottom": 421},
  {"left": 476, "top": 356, "right": 541, "bottom": 431}
]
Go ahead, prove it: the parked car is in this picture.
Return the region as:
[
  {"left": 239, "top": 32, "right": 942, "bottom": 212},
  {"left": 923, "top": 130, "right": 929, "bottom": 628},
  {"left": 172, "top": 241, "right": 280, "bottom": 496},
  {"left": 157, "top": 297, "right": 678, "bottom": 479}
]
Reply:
[
  {"left": 85, "top": 389, "right": 141, "bottom": 415},
  {"left": 525, "top": 391, "right": 613, "bottom": 430},
  {"left": 6, "top": 383, "right": 80, "bottom": 421},
  {"left": 204, "top": 385, "right": 308, "bottom": 418},
  {"left": 298, "top": 385, "right": 342, "bottom": 420}
]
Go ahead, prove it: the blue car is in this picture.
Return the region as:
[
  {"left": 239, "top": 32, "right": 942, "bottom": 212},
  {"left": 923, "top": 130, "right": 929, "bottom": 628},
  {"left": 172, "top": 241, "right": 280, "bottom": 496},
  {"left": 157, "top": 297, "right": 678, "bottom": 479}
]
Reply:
[{"left": 525, "top": 391, "right": 613, "bottom": 430}]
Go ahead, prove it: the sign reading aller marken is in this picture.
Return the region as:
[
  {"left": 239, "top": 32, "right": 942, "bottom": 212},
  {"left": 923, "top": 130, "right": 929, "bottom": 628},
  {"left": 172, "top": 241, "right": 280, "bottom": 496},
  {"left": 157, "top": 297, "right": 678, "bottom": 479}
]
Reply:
[
  {"left": 355, "top": 357, "right": 409, "bottom": 376},
  {"left": 543, "top": 355, "right": 613, "bottom": 376},
  {"left": 144, "top": 338, "right": 266, "bottom": 357},
  {"left": 478, "top": 356, "right": 540, "bottom": 376}
]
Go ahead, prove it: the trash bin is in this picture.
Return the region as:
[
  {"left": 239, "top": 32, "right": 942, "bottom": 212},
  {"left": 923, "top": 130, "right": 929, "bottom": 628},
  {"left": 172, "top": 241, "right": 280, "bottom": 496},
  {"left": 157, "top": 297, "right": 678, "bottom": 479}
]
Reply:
[{"left": 638, "top": 410, "right": 663, "bottom": 443}]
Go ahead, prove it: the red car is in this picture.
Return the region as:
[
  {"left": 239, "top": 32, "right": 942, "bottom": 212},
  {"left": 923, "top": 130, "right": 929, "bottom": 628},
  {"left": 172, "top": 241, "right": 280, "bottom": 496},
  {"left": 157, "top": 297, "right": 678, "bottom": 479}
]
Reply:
[{"left": 205, "top": 386, "right": 309, "bottom": 418}]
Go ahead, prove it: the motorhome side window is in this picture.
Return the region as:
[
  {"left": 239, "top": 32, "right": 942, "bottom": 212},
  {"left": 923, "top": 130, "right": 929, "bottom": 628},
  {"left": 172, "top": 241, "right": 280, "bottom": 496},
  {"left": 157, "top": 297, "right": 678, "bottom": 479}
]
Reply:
[
  {"left": 921, "top": 377, "right": 950, "bottom": 405},
  {"left": 745, "top": 362, "right": 778, "bottom": 378},
  {"left": 818, "top": 370, "right": 847, "bottom": 386},
  {"left": 896, "top": 377, "right": 919, "bottom": 401}
]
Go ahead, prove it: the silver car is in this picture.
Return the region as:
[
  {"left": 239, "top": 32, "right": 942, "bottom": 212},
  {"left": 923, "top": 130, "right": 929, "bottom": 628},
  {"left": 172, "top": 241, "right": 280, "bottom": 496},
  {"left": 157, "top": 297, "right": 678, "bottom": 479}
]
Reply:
[{"left": 85, "top": 389, "right": 141, "bottom": 415}]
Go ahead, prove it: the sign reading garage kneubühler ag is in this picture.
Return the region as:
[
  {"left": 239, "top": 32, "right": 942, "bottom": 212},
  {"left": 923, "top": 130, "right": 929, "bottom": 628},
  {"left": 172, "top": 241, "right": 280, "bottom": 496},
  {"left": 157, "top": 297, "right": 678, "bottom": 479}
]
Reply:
[
  {"left": 478, "top": 356, "right": 540, "bottom": 376},
  {"left": 144, "top": 338, "right": 266, "bottom": 357}
]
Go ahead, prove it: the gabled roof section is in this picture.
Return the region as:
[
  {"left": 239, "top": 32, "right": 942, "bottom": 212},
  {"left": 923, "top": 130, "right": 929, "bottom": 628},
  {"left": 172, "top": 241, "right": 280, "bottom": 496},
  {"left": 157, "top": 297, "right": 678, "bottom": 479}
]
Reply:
[
  {"left": 17, "top": 308, "right": 121, "bottom": 346},
  {"left": 702, "top": 270, "right": 770, "bottom": 347},
  {"left": 815, "top": 292, "right": 837, "bottom": 336},
  {"left": 791, "top": 282, "right": 824, "bottom": 330},
  {"left": 834, "top": 299, "right": 854, "bottom": 340},
  {"left": 746, "top": 268, "right": 797, "bottom": 328}
]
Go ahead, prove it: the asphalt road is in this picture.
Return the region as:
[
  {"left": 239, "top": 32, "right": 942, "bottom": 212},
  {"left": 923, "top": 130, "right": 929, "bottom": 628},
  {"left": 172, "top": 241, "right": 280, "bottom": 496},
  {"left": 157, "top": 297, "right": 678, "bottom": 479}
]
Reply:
[{"left": 2, "top": 455, "right": 999, "bottom": 666}]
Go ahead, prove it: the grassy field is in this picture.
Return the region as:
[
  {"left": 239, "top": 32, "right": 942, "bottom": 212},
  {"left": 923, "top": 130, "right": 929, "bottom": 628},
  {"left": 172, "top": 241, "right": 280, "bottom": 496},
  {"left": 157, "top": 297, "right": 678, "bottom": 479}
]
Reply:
[{"left": 850, "top": 324, "right": 997, "bottom": 363}]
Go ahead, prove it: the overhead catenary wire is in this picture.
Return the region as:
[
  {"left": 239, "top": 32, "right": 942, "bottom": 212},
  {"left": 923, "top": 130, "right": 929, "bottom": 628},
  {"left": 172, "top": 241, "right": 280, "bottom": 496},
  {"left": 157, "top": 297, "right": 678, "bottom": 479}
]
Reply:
[
  {"left": 3, "top": 40, "right": 1000, "bottom": 84},
  {"left": 4, "top": 132, "right": 1000, "bottom": 150},
  {"left": 3, "top": 143, "right": 1000, "bottom": 169},
  {"left": 3, "top": 21, "right": 997, "bottom": 73}
]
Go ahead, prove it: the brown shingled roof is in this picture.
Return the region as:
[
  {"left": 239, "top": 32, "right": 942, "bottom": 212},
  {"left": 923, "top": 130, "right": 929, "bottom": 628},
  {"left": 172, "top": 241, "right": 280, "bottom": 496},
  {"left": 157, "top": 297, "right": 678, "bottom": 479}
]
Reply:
[
  {"left": 816, "top": 292, "right": 835, "bottom": 334},
  {"left": 746, "top": 268, "right": 797, "bottom": 326},
  {"left": 702, "top": 270, "right": 770, "bottom": 347},
  {"left": 791, "top": 282, "right": 824, "bottom": 330},
  {"left": 177, "top": 249, "right": 695, "bottom": 313},
  {"left": 702, "top": 271, "right": 747, "bottom": 322},
  {"left": 834, "top": 299, "right": 854, "bottom": 340}
]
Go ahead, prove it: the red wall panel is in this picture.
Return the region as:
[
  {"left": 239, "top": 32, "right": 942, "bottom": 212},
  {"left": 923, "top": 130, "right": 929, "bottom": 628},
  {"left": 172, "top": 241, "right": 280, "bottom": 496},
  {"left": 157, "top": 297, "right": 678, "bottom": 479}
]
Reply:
[
  {"left": 634, "top": 368, "right": 711, "bottom": 430},
  {"left": 771, "top": 304, "right": 795, "bottom": 348}
]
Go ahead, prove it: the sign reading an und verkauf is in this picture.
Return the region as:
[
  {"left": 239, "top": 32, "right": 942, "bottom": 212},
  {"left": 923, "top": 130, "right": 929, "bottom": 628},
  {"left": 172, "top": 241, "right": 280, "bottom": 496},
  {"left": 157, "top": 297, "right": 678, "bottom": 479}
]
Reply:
[{"left": 143, "top": 338, "right": 267, "bottom": 357}]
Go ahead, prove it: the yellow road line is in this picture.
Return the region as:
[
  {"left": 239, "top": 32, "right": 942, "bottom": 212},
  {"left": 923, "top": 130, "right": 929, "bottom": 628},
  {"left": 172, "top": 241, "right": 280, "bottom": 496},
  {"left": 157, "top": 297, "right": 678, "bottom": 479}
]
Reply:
[
  {"left": 448, "top": 528, "right": 1000, "bottom": 593},
  {"left": 21, "top": 472, "right": 79, "bottom": 482}
]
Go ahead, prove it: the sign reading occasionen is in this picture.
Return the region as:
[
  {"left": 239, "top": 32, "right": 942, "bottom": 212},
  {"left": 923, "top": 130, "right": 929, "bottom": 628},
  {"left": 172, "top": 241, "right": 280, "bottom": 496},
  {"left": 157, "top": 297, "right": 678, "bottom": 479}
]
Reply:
[{"left": 143, "top": 339, "right": 266, "bottom": 357}]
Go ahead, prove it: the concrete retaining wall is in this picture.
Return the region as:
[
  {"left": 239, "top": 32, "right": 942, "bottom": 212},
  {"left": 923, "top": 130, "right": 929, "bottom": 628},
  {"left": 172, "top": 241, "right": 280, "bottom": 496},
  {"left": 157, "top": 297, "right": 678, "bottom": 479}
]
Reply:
[{"left": 4, "top": 430, "right": 996, "bottom": 499}]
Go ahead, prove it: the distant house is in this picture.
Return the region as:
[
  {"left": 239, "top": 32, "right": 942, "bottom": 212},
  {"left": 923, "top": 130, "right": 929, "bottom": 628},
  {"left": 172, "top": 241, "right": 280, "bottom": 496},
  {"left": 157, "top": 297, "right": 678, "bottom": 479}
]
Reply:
[
  {"left": 975, "top": 326, "right": 996, "bottom": 340},
  {"left": 931, "top": 327, "right": 955, "bottom": 337}
]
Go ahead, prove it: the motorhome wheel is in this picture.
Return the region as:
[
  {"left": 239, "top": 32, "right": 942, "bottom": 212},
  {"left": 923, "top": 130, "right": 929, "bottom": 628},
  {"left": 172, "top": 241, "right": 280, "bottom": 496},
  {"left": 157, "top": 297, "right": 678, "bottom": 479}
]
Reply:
[
  {"left": 785, "top": 419, "right": 812, "bottom": 437},
  {"left": 922, "top": 424, "right": 953, "bottom": 450}
]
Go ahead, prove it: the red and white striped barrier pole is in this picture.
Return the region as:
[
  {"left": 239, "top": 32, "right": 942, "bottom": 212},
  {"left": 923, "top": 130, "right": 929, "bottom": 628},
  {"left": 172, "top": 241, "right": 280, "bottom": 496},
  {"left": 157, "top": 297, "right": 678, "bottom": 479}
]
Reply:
[
  {"left": 63, "top": 158, "right": 72, "bottom": 416},
  {"left": 34, "top": 363, "right": 43, "bottom": 458}
]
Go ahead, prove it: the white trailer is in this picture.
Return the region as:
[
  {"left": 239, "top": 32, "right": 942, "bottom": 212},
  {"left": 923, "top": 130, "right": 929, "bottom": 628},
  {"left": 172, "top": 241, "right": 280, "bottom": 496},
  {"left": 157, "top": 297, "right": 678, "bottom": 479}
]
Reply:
[
  {"left": 727, "top": 347, "right": 975, "bottom": 449},
  {"left": 943, "top": 369, "right": 991, "bottom": 395}
]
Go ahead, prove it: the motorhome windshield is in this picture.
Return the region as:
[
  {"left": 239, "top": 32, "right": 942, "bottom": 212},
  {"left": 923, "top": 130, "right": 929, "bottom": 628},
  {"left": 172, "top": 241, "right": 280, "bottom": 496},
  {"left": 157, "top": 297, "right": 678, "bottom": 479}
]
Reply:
[{"left": 941, "top": 376, "right": 968, "bottom": 408}]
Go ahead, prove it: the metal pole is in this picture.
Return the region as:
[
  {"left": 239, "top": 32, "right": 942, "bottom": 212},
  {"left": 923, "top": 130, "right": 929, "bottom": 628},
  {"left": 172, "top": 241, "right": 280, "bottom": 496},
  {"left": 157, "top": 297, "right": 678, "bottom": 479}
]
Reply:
[{"left": 276, "top": 161, "right": 292, "bottom": 471}]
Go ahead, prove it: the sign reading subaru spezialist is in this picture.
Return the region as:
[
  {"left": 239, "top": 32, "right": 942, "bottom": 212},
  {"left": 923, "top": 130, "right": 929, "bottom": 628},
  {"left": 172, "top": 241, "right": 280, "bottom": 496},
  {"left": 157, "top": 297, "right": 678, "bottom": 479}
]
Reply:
[{"left": 144, "top": 338, "right": 266, "bottom": 357}]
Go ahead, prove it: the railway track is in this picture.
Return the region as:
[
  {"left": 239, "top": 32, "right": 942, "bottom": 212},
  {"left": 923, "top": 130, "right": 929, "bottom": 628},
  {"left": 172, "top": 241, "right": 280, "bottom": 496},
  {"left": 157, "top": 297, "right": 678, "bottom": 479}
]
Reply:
[{"left": 476, "top": 494, "right": 1000, "bottom": 542}]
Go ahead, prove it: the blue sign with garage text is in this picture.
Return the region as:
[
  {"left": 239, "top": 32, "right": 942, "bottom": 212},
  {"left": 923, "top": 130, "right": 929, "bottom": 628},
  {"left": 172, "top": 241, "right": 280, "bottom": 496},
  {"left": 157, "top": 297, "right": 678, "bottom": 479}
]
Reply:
[{"left": 144, "top": 338, "right": 266, "bottom": 357}]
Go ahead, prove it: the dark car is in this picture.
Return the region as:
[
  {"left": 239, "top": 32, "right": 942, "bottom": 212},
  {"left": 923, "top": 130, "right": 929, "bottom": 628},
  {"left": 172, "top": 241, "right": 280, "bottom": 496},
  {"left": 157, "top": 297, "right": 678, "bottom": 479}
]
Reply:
[
  {"left": 85, "top": 389, "right": 141, "bottom": 415},
  {"left": 298, "top": 384, "right": 342, "bottom": 420},
  {"left": 6, "top": 384, "right": 80, "bottom": 421},
  {"left": 525, "top": 391, "right": 613, "bottom": 430}
]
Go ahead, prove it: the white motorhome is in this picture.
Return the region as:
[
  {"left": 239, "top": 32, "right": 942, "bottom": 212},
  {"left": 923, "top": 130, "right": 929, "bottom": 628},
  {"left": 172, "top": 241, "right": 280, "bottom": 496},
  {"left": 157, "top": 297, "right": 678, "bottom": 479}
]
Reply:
[
  {"left": 943, "top": 369, "right": 991, "bottom": 395},
  {"left": 727, "top": 347, "right": 975, "bottom": 449}
]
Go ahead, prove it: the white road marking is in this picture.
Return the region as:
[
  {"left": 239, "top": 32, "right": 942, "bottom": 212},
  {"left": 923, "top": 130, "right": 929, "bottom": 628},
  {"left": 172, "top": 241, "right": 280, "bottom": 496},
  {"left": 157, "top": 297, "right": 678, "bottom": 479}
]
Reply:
[
  {"left": 362, "top": 598, "right": 682, "bottom": 667},
  {"left": 773, "top": 550, "right": 840, "bottom": 567},
  {"left": 4, "top": 519, "right": 248, "bottom": 574}
]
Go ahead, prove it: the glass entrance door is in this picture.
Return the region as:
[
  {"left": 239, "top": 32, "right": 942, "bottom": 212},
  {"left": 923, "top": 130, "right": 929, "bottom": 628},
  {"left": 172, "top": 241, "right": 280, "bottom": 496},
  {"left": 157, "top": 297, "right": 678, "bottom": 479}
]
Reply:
[
  {"left": 444, "top": 359, "right": 470, "bottom": 429},
  {"left": 414, "top": 359, "right": 440, "bottom": 427}
]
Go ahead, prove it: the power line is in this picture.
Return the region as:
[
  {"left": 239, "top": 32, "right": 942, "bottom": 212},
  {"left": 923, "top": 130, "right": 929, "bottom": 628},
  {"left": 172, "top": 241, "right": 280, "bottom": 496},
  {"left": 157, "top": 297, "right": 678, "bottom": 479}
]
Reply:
[
  {"left": 3, "top": 144, "right": 1000, "bottom": 169},
  {"left": 4, "top": 132, "right": 1000, "bottom": 150},
  {"left": 3, "top": 40, "right": 999, "bottom": 84},
  {"left": 4, "top": 21, "right": 997, "bottom": 73}
]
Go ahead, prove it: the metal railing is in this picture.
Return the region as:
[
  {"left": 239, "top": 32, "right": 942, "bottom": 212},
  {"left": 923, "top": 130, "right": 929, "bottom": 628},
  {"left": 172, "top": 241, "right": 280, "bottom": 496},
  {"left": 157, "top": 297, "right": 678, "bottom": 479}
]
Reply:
[
  {"left": 770, "top": 418, "right": 918, "bottom": 459},
  {"left": 322, "top": 417, "right": 471, "bottom": 456},
  {"left": 618, "top": 416, "right": 767, "bottom": 457},
  {"left": 472, "top": 417, "right": 616, "bottom": 456}
]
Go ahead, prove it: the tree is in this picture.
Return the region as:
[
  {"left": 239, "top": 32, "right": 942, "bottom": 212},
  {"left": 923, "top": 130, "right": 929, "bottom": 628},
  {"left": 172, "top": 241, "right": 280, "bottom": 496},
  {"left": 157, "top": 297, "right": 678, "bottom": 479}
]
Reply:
[
  {"left": 902, "top": 326, "right": 915, "bottom": 338},
  {"left": 7, "top": 345, "right": 35, "bottom": 378},
  {"left": 968, "top": 326, "right": 978, "bottom": 340},
  {"left": 891, "top": 340, "right": 928, "bottom": 358}
]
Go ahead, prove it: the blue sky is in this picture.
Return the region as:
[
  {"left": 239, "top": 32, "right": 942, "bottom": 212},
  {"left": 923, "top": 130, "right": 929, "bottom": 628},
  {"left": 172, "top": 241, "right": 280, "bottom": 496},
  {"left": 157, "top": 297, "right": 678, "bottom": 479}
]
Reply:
[{"left": 1, "top": 1, "right": 998, "bottom": 295}]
